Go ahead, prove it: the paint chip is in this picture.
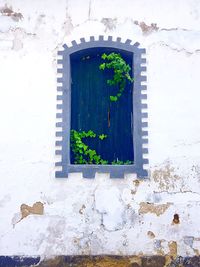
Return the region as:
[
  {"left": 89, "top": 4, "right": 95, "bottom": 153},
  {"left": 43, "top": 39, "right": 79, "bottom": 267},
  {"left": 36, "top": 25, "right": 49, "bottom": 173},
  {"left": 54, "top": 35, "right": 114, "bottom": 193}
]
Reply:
[
  {"left": 139, "top": 202, "right": 171, "bottom": 216},
  {"left": 21, "top": 202, "right": 44, "bottom": 219}
]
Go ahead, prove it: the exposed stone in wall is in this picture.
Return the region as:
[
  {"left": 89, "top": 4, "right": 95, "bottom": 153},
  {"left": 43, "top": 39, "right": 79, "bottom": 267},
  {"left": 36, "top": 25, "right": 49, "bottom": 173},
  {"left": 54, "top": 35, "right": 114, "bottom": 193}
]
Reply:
[
  {"left": 168, "top": 241, "right": 178, "bottom": 259},
  {"left": 152, "top": 162, "right": 181, "bottom": 191},
  {"left": 20, "top": 201, "right": 44, "bottom": 219},
  {"left": 139, "top": 202, "right": 171, "bottom": 216},
  {"left": 12, "top": 202, "right": 44, "bottom": 227}
]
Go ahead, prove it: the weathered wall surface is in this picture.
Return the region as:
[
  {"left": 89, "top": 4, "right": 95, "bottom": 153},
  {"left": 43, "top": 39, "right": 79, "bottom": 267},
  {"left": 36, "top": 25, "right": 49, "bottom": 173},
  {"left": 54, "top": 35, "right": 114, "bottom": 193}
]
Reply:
[{"left": 0, "top": 0, "right": 200, "bottom": 263}]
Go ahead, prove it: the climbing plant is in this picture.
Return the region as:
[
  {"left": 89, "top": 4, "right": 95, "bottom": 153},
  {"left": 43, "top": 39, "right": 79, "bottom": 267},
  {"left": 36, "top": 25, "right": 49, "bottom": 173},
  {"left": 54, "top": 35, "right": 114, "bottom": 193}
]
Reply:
[
  {"left": 70, "top": 130, "right": 108, "bottom": 164},
  {"left": 99, "top": 52, "right": 134, "bottom": 102},
  {"left": 111, "top": 160, "right": 133, "bottom": 165},
  {"left": 71, "top": 130, "right": 133, "bottom": 165},
  {"left": 71, "top": 52, "right": 134, "bottom": 165}
]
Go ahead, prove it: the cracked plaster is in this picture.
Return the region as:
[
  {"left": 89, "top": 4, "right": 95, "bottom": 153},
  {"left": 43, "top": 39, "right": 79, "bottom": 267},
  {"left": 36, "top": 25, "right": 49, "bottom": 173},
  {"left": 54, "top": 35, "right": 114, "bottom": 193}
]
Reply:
[{"left": 0, "top": 0, "right": 200, "bottom": 258}]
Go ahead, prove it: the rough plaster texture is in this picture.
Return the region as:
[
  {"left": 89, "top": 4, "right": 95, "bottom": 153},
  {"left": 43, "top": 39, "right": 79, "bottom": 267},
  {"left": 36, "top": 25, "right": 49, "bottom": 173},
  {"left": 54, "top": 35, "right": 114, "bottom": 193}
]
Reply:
[{"left": 0, "top": 0, "right": 200, "bottom": 261}]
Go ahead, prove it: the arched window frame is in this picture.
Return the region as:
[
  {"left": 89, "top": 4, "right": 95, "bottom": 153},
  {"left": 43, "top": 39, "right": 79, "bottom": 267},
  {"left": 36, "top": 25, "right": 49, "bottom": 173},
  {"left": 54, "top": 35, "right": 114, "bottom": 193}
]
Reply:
[{"left": 56, "top": 36, "right": 148, "bottom": 178}]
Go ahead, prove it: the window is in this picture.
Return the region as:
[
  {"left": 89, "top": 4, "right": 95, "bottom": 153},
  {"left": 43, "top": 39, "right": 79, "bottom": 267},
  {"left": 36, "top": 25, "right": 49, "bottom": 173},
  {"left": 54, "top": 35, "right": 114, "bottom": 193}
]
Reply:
[{"left": 56, "top": 36, "right": 148, "bottom": 178}]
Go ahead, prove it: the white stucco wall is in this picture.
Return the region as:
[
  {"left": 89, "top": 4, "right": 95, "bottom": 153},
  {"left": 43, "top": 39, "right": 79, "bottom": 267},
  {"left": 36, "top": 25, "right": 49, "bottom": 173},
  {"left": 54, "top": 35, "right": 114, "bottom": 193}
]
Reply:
[{"left": 0, "top": 0, "right": 200, "bottom": 257}]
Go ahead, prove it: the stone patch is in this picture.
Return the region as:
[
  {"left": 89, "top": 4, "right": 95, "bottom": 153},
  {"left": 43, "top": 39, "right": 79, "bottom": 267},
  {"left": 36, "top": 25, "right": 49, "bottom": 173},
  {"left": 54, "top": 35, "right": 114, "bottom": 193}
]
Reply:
[
  {"left": 20, "top": 201, "right": 44, "bottom": 219},
  {"left": 152, "top": 162, "right": 181, "bottom": 191},
  {"left": 139, "top": 202, "right": 171, "bottom": 216},
  {"left": 168, "top": 241, "right": 178, "bottom": 259}
]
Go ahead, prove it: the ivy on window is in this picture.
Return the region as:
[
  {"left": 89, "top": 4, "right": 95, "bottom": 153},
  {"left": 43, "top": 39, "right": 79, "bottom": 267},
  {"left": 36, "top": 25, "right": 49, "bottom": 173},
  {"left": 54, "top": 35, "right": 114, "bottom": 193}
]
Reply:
[
  {"left": 71, "top": 52, "right": 133, "bottom": 165},
  {"left": 99, "top": 52, "right": 134, "bottom": 102}
]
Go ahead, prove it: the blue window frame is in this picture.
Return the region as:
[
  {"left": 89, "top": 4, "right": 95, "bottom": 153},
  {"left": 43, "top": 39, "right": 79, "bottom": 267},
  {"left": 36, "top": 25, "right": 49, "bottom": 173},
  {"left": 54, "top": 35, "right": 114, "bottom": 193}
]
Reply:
[{"left": 56, "top": 36, "right": 148, "bottom": 178}]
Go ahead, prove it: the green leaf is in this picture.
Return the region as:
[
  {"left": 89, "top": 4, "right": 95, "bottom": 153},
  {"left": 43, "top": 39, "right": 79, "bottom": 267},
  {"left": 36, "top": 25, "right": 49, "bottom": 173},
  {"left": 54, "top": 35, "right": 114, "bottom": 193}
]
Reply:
[
  {"left": 99, "top": 134, "right": 107, "bottom": 140},
  {"left": 70, "top": 129, "right": 108, "bottom": 165},
  {"left": 101, "top": 53, "right": 107, "bottom": 60},
  {"left": 99, "top": 52, "right": 133, "bottom": 102},
  {"left": 99, "top": 63, "right": 105, "bottom": 70},
  {"left": 110, "top": 96, "right": 118, "bottom": 102}
]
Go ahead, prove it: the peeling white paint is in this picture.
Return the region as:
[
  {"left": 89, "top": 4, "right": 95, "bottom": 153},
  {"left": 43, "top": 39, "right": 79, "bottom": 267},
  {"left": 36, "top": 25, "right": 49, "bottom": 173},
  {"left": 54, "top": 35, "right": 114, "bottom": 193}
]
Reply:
[
  {"left": 0, "top": 0, "right": 200, "bottom": 257},
  {"left": 95, "top": 187, "right": 124, "bottom": 231}
]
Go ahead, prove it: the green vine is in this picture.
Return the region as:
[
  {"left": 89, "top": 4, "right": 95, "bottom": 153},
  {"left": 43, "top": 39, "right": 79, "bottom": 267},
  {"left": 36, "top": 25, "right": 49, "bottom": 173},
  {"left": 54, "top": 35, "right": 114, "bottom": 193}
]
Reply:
[
  {"left": 70, "top": 130, "right": 108, "bottom": 164},
  {"left": 99, "top": 52, "right": 134, "bottom": 102},
  {"left": 71, "top": 130, "right": 133, "bottom": 165},
  {"left": 111, "top": 160, "right": 133, "bottom": 165},
  {"left": 70, "top": 52, "right": 134, "bottom": 165}
]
